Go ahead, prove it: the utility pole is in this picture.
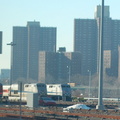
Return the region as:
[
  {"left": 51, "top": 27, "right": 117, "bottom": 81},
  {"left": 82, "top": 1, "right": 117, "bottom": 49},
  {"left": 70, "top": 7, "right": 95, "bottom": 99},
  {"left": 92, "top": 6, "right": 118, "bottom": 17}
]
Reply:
[{"left": 96, "top": 0, "right": 105, "bottom": 110}]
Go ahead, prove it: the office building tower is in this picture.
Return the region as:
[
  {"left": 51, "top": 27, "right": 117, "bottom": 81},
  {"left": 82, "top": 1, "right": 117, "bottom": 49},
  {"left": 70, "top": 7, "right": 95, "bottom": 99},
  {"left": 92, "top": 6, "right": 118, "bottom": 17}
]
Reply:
[
  {"left": 12, "top": 21, "right": 56, "bottom": 83},
  {"left": 38, "top": 50, "right": 81, "bottom": 84},
  {"left": 0, "top": 32, "right": 2, "bottom": 54}
]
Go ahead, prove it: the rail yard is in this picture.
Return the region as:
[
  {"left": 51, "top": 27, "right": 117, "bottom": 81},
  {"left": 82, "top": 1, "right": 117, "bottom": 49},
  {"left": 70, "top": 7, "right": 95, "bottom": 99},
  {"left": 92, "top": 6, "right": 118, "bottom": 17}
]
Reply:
[
  {"left": 0, "top": 100, "right": 120, "bottom": 120},
  {"left": 1, "top": 83, "right": 120, "bottom": 119}
]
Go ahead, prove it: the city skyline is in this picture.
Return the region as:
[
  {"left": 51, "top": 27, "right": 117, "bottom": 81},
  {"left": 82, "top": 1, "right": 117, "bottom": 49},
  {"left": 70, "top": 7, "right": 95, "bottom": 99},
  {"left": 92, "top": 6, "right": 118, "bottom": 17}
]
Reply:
[{"left": 0, "top": 0, "right": 120, "bottom": 70}]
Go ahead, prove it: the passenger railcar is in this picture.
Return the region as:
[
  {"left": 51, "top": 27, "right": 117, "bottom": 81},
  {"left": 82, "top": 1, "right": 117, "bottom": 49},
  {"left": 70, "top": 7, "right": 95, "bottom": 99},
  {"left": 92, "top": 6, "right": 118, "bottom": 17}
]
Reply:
[{"left": 2, "top": 83, "right": 47, "bottom": 102}]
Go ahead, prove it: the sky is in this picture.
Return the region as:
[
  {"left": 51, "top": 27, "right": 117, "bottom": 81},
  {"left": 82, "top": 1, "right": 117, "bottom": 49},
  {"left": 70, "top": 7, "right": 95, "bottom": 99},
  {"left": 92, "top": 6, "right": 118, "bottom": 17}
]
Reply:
[{"left": 0, "top": 0, "right": 120, "bottom": 70}]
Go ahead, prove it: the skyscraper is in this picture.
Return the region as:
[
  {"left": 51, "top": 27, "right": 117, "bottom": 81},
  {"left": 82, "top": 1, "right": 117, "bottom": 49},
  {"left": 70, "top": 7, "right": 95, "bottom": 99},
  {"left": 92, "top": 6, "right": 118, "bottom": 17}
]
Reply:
[{"left": 12, "top": 21, "right": 56, "bottom": 83}]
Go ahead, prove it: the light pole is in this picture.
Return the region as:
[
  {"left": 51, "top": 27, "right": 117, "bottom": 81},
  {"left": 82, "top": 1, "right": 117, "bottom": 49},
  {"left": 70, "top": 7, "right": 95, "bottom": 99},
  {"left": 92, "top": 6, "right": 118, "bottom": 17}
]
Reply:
[
  {"left": 7, "top": 42, "right": 16, "bottom": 85},
  {"left": 96, "top": 0, "right": 105, "bottom": 110},
  {"left": 67, "top": 66, "right": 71, "bottom": 83},
  {"left": 88, "top": 70, "right": 91, "bottom": 99}
]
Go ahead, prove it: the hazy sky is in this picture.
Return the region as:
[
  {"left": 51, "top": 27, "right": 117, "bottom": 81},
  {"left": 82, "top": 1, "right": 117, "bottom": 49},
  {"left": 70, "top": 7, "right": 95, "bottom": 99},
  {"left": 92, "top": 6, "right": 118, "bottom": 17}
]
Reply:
[{"left": 0, "top": 0, "right": 120, "bottom": 70}]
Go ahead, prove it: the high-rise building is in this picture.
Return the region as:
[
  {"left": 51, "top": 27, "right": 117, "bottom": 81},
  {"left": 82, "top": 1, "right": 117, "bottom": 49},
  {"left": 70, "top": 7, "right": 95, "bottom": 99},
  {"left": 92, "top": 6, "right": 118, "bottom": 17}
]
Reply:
[
  {"left": 74, "top": 19, "right": 97, "bottom": 75},
  {"left": 94, "top": 5, "right": 110, "bottom": 19},
  {"left": 103, "top": 50, "right": 111, "bottom": 69},
  {"left": 74, "top": 5, "right": 120, "bottom": 76},
  {"left": 0, "top": 32, "right": 2, "bottom": 54},
  {"left": 38, "top": 50, "right": 81, "bottom": 84},
  {"left": 118, "top": 46, "right": 120, "bottom": 80},
  {"left": 64, "top": 52, "right": 81, "bottom": 77},
  {"left": 38, "top": 51, "right": 57, "bottom": 83},
  {"left": 56, "top": 52, "right": 80, "bottom": 82},
  {"left": 40, "top": 27, "right": 56, "bottom": 52},
  {"left": 12, "top": 26, "right": 27, "bottom": 83},
  {"left": 12, "top": 21, "right": 56, "bottom": 83}
]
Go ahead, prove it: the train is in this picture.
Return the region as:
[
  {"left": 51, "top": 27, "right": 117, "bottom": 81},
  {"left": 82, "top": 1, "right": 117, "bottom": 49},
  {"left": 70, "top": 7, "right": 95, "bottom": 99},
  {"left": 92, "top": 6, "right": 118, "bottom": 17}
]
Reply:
[
  {"left": 47, "top": 84, "right": 72, "bottom": 101},
  {"left": 2, "top": 83, "right": 47, "bottom": 102},
  {"left": 1, "top": 83, "right": 72, "bottom": 102},
  {"left": 0, "top": 83, "right": 3, "bottom": 100}
]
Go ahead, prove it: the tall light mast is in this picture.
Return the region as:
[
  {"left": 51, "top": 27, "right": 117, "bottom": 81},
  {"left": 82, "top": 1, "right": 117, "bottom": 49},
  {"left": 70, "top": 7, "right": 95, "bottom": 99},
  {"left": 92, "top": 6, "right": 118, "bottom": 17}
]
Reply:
[
  {"left": 96, "top": 0, "right": 105, "bottom": 110},
  {"left": 7, "top": 42, "right": 16, "bottom": 85}
]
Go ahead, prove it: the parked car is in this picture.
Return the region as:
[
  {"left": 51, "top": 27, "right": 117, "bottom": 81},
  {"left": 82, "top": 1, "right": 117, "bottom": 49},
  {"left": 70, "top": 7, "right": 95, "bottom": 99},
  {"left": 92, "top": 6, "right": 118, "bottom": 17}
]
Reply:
[
  {"left": 39, "top": 97, "right": 56, "bottom": 106},
  {"left": 63, "top": 104, "right": 90, "bottom": 112}
]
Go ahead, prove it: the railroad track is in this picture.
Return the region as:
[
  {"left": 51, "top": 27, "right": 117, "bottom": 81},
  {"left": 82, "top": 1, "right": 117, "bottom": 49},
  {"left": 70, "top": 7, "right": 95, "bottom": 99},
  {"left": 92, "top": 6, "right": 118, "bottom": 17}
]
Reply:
[
  {"left": 0, "top": 105, "right": 120, "bottom": 119},
  {"left": 56, "top": 100, "right": 120, "bottom": 105}
]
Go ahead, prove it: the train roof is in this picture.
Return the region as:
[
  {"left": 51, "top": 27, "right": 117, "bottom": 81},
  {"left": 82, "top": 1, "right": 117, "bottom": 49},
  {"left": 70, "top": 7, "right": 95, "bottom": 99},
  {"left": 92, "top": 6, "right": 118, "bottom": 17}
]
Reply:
[
  {"left": 24, "top": 83, "right": 46, "bottom": 86},
  {"left": 47, "top": 84, "right": 70, "bottom": 86}
]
